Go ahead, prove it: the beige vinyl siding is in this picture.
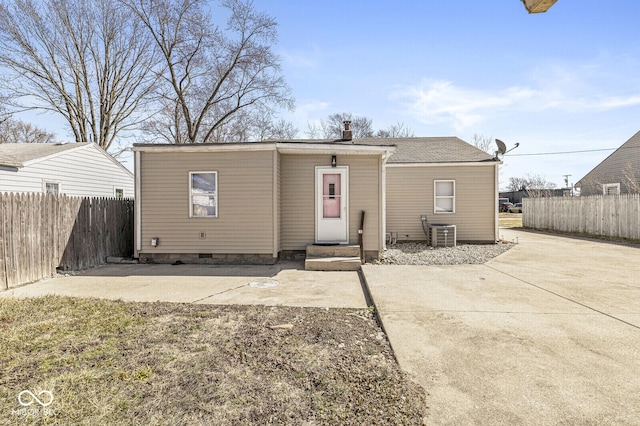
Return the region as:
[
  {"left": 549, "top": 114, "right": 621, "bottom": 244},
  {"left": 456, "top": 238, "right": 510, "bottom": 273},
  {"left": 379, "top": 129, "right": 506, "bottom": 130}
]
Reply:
[
  {"left": 0, "top": 144, "right": 133, "bottom": 197},
  {"left": 386, "top": 164, "right": 497, "bottom": 242},
  {"left": 280, "top": 154, "right": 381, "bottom": 252},
  {"left": 139, "top": 150, "right": 274, "bottom": 254}
]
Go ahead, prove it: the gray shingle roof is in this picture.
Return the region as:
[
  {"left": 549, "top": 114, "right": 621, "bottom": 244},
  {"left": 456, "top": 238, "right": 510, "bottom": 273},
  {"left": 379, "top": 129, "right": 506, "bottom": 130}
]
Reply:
[
  {"left": 133, "top": 137, "right": 495, "bottom": 164},
  {"left": 0, "top": 143, "right": 90, "bottom": 167},
  {"left": 576, "top": 130, "right": 640, "bottom": 190},
  {"left": 353, "top": 137, "right": 495, "bottom": 163}
]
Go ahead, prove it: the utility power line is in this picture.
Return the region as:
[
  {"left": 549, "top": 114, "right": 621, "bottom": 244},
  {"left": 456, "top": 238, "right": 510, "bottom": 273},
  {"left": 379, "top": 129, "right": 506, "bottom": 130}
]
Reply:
[{"left": 506, "top": 147, "right": 618, "bottom": 157}]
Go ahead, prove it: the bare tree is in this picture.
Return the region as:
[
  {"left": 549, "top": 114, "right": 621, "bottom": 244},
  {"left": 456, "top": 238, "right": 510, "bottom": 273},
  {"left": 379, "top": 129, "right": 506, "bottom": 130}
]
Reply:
[
  {"left": 471, "top": 133, "right": 494, "bottom": 153},
  {"left": 265, "top": 119, "right": 298, "bottom": 140},
  {"left": 237, "top": 108, "right": 298, "bottom": 141},
  {"left": 621, "top": 161, "right": 640, "bottom": 193},
  {"left": 375, "top": 122, "right": 415, "bottom": 138},
  {"left": 0, "top": 0, "right": 157, "bottom": 151},
  {"left": 507, "top": 176, "right": 529, "bottom": 192},
  {"left": 312, "top": 113, "right": 415, "bottom": 140},
  {"left": 124, "top": 0, "right": 294, "bottom": 144},
  {"left": 0, "top": 94, "right": 10, "bottom": 126},
  {"left": 319, "top": 112, "right": 374, "bottom": 139},
  {"left": 507, "top": 173, "right": 557, "bottom": 197},
  {"left": 0, "top": 117, "right": 56, "bottom": 143},
  {"left": 305, "top": 122, "right": 322, "bottom": 139}
]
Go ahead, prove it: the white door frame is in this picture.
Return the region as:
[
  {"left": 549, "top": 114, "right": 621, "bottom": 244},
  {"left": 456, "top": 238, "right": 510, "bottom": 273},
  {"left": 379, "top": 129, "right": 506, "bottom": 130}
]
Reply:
[{"left": 315, "top": 166, "right": 349, "bottom": 244}]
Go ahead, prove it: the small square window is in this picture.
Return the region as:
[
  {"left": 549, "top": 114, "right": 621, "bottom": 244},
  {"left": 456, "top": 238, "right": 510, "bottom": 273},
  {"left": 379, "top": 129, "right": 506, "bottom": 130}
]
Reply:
[
  {"left": 44, "top": 181, "right": 59, "bottom": 195},
  {"left": 434, "top": 180, "right": 455, "bottom": 214},
  {"left": 114, "top": 188, "right": 124, "bottom": 199},
  {"left": 190, "top": 172, "right": 218, "bottom": 217},
  {"left": 603, "top": 183, "right": 620, "bottom": 195}
]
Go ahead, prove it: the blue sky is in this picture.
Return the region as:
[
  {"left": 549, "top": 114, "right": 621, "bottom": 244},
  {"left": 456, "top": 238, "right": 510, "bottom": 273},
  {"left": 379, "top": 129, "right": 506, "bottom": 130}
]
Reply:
[
  {"left": 262, "top": 0, "right": 640, "bottom": 189},
  {"left": 18, "top": 0, "right": 640, "bottom": 190}
]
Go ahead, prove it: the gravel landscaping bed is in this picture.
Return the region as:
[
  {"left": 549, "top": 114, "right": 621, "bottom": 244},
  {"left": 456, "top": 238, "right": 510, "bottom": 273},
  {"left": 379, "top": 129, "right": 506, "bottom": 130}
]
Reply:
[{"left": 374, "top": 242, "right": 514, "bottom": 265}]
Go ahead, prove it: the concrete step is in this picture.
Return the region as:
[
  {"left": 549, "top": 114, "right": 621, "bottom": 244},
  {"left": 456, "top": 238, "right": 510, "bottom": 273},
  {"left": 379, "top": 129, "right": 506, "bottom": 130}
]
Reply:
[
  {"left": 306, "top": 244, "right": 360, "bottom": 257},
  {"left": 304, "top": 256, "right": 362, "bottom": 271}
]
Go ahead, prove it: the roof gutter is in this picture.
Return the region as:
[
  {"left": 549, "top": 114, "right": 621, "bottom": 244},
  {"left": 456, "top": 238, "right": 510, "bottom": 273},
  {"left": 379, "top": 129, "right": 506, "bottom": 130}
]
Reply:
[
  {"left": 276, "top": 143, "right": 395, "bottom": 156},
  {"left": 387, "top": 160, "right": 501, "bottom": 167},
  {"left": 0, "top": 159, "right": 23, "bottom": 168}
]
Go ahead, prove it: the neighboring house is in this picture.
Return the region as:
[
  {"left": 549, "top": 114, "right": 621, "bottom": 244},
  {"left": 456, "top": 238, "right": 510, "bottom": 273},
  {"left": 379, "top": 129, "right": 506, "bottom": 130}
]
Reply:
[
  {"left": 0, "top": 143, "right": 133, "bottom": 198},
  {"left": 133, "top": 129, "right": 500, "bottom": 264},
  {"left": 500, "top": 189, "right": 569, "bottom": 204},
  {"left": 576, "top": 130, "right": 640, "bottom": 196}
]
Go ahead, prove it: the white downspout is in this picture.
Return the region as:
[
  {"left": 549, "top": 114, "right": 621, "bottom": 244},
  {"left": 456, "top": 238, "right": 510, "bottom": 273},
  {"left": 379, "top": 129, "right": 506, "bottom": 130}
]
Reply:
[
  {"left": 272, "top": 147, "right": 279, "bottom": 259},
  {"left": 381, "top": 151, "right": 390, "bottom": 251},
  {"left": 135, "top": 151, "right": 142, "bottom": 253},
  {"left": 494, "top": 162, "right": 500, "bottom": 242}
]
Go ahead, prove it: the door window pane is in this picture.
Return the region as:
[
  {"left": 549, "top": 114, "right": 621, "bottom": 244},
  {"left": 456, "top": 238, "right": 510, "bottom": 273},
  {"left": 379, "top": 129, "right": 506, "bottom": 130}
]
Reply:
[{"left": 323, "top": 173, "right": 341, "bottom": 218}]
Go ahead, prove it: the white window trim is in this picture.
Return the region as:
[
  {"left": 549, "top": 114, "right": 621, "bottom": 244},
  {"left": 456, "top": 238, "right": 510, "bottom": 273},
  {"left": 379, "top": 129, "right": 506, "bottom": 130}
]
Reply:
[
  {"left": 434, "top": 179, "right": 455, "bottom": 214},
  {"left": 189, "top": 171, "right": 218, "bottom": 218},
  {"left": 113, "top": 187, "right": 125, "bottom": 199},
  {"left": 43, "top": 180, "right": 61, "bottom": 195},
  {"left": 602, "top": 183, "right": 620, "bottom": 195}
]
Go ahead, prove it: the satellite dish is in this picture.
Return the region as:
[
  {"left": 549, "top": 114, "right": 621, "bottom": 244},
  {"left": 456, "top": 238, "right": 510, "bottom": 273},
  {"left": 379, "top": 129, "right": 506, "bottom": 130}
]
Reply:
[{"left": 495, "top": 139, "right": 507, "bottom": 155}]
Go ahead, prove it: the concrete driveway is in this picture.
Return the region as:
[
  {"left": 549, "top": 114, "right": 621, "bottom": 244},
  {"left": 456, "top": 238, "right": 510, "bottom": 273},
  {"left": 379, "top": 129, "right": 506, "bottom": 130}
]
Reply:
[
  {"left": 362, "top": 228, "right": 640, "bottom": 425},
  {"left": 0, "top": 261, "right": 368, "bottom": 309}
]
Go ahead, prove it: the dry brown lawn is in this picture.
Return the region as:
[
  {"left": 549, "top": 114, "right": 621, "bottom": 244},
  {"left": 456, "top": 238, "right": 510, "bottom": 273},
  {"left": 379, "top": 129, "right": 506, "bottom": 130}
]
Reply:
[
  {"left": 0, "top": 297, "right": 425, "bottom": 425},
  {"left": 499, "top": 212, "right": 523, "bottom": 228}
]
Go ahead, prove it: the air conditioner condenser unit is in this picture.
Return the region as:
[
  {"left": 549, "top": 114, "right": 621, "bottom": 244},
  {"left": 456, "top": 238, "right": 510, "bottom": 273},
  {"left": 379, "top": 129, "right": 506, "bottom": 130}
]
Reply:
[{"left": 429, "top": 224, "right": 456, "bottom": 247}]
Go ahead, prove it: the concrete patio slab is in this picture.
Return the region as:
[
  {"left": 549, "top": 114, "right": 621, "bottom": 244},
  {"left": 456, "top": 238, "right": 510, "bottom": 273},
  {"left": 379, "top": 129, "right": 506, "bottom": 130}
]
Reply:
[
  {"left": 0, "top": 262, "right": 367, "bottom": 309},
  {"left": 362, "top": 228, "right": 640, "bottom": 425}
]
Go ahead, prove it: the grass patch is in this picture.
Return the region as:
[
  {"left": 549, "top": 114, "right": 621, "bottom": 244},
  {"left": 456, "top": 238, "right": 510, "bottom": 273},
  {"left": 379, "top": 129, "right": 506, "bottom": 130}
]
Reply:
[
  {"left": 0, "top": 296, "right": 424, "bottom": 425},
  {"left": 499, "top": 212, "right": 523, "bottom": 228}
]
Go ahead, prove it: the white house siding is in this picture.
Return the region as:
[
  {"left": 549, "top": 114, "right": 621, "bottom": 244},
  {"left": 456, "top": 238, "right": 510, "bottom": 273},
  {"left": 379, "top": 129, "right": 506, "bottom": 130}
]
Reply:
[
  {"left": 137, "top": 150, "right": 275, "bottom": 256},
  {"left": 386, "top": 164, "right": 497, "bottom": 242},
  {"left": 0, "top": 144, "right": 133, "bottom": 197},
  {"left": 280, "top": 154, "right": 381, "bottom": 252}
]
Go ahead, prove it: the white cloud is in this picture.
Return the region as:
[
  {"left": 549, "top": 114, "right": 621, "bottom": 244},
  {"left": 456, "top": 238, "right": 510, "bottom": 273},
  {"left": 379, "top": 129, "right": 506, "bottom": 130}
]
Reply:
[
  {"left": 392, "top": 74, "right": 640, "bottom": 132},
  {"left": 597, "top": 95, "right": 640, "bottom": 109},
  {"left": 391, "top": 79, "right": 535, "bottom": 131}
]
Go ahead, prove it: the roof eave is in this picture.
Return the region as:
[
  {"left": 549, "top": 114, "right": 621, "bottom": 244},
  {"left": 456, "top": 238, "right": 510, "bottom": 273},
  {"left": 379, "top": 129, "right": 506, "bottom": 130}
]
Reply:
[
  {"left": 0, "top": 158, "right": 23, "bottom": 168},
  {"left": 387, "top": 160, "right": 501, "bottom": 167},
  {"left": 132, "top": 142, "right": 396, "bottom": 156},
  {"left": 276, "top": 142, "right": 395, "bottom": 156}
]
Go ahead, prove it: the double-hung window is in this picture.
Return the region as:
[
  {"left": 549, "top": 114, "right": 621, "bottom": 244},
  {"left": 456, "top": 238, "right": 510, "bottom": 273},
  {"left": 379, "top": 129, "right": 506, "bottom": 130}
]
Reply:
[
  {"left": 434, "top": 180, "right": 455, "bottom": 214},
  {"left": 190, "top": 172, "right": 218, "bottom": 217}
]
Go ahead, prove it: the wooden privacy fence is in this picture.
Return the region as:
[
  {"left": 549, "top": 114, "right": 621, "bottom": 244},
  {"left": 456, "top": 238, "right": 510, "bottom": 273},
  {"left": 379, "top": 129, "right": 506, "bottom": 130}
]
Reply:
[
  {"left": 523, "top": 194, "right": 640, "bottom": 241},
  {"left": 1, "top": 193, "right": 134, "bottom": 290}
]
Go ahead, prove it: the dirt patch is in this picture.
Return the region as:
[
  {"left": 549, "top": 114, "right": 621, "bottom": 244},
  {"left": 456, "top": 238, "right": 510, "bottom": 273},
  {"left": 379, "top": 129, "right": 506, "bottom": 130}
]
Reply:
[{"left": 0, "top": 296, "right": 425, "bottom": 425}]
